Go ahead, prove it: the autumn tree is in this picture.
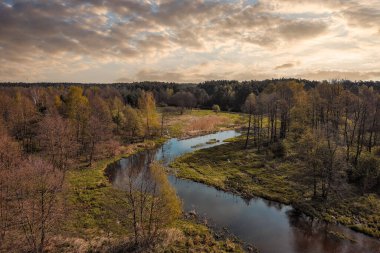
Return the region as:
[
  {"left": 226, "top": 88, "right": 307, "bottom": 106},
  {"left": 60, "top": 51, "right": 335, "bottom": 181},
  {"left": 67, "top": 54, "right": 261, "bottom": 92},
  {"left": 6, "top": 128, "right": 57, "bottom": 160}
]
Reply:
[
  {"left": 111, "top": 97, "right": 126, "bottom": 134},
  {"left": 0, "top": 132, "right": 21, "bottom": 250},
  {"left": 353, "top": 153, "right": 379, "bottom": 194},
  {"left": 242, "top": 93, "right": 256, "bottom": 149},
  {"left": 304, "top": 132, "right": 347, "bottom": 200},
  {"left": 160, "top": 107, "right": 177, "bottom": 137},
  {"left": 8, "top": 92, "right": 40, "bottom": 152},
  {"left": 64, "top": 86, "right": 90, "bottom": 147},
  {"left": 138, "top": 91, "right": 159, "bottom": 137},
  {"left": 115, "top": 161, "right": 181, "bottom": 246},
  {"left": 85, "top": 96, "right": 113, "bottom": 165},
  {"left": 38, "top": 114, "right": 76, "bottom": 170},
  {"left": 123, "top": 105, "right": 144, "bottom": 140},
  {"left": 15, "top": 157, "right": 64, "bottom": 253}
]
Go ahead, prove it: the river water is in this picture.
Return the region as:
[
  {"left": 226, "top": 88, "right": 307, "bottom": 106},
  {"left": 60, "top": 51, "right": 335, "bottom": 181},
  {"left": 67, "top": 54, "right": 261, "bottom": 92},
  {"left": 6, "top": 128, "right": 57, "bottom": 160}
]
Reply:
[{"left": 105, "top": 130, "right": 380, "bottom": 253}]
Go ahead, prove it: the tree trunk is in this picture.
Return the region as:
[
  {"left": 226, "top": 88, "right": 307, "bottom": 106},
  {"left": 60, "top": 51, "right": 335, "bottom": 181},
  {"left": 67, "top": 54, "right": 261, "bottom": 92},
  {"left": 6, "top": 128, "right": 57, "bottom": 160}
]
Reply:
[{"left": 244, "top": 113, "right": 252, "bottom": 149}]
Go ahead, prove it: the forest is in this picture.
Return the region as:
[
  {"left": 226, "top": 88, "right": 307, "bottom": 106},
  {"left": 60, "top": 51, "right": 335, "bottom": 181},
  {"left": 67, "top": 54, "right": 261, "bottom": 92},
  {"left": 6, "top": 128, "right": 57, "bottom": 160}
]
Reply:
[{"left": 0, "top": 79, "right": 379, "bottom": 252}]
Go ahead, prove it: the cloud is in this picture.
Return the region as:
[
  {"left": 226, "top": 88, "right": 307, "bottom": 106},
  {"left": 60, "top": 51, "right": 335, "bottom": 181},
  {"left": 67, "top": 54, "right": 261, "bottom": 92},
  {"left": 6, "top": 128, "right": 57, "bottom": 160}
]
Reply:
[
  {"left": 0, "top": 0, "right": 379, "bottom": 82},
  {"left": 275, "top": 63, "right": 296, "bottom": 70},
  {"left": 278, "top": 20, "right": 328, "bottom": 40}
]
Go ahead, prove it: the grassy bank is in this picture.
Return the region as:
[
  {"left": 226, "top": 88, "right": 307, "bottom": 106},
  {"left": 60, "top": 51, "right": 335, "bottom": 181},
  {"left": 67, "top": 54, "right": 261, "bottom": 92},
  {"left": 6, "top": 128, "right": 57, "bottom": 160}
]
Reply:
[
  {"left": 62, "top": 137, "right": 243, "bottom": 252},
  {"left": 170, "top": 138, "right": 380, "bottom": 239}
]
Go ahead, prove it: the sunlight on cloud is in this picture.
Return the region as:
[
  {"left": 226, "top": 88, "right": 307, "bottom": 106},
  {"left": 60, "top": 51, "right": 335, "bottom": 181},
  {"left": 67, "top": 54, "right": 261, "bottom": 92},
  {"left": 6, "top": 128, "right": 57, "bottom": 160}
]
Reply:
[{"left": 0, "top": 0, "right": 379, "bottom": 82}]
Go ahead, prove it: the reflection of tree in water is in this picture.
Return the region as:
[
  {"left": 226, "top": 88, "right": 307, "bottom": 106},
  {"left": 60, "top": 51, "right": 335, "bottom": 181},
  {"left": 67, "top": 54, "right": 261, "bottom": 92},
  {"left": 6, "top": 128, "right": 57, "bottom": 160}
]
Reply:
[
  {"left": 262, "top": 199, "right": 284, "bottom": 211},
  {"left": 286, "top": 209, "right": 357, "bottom": 253},
  {"left": 109, "top": 150, "right": 158, "bottom": 191}
]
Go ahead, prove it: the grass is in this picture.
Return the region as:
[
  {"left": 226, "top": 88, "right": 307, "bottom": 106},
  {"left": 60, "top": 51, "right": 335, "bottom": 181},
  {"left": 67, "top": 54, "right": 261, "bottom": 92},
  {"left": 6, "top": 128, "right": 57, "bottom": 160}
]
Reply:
[
  {"left": 170, "top": 137, "right": 380, "bottom": 239},
  {"left": 167, "top": 220, "right": 244, "bottom": 252},
  {"left": 65, "top": 147, "right": 146, "bottom": 238},
  {"left": 171, "top": 139, "right": 298, "bottom": 203},
  {"left": 165, "top": 109, "right": 246, "bottom": 138},
  {"left": 62, "top": 136, "right": 244, "bottom": 251}
]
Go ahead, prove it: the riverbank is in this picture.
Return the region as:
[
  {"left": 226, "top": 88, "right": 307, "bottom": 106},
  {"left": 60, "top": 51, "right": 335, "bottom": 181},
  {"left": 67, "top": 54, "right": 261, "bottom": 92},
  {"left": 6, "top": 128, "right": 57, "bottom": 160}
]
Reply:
[
  {"left": 170, "top": 138, "right": 380, "bottom": 239},
  {"left": 60, "top": 137, "right": 244, "bottom": 252}
]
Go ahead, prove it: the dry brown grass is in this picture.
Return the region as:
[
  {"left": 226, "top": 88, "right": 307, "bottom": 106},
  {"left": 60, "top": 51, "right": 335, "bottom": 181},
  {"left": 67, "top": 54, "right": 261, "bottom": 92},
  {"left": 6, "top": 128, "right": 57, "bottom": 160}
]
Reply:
[
  {"left": 186, "top": 115, "right": 229, "bottom": 133},
  {"left": 165, "top": 109, "right": 243, "bottom": 138}
]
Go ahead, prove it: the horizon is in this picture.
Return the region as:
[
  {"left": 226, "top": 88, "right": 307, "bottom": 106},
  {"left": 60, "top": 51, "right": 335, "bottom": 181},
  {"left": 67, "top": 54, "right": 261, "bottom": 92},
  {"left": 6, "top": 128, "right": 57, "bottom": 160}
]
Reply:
[
  {"left": 1, "top": 78, "right": 380, "bottom": 85},
  {"left": 1, "top": 0, "right": 380, "bottom": 82}
]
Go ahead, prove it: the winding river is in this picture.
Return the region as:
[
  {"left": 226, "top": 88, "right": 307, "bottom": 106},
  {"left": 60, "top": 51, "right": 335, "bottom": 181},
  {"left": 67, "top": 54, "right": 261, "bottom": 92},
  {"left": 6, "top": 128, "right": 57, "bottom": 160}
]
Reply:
[{"left": 105, "top": 130, "right": 380, "bottom": 253}]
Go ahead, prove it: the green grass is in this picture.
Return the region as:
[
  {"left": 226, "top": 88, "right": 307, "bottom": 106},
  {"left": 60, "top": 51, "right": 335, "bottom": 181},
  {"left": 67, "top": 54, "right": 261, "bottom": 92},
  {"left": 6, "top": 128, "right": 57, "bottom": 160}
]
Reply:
[
  {"left": 64, "top": 138, "right": 167, "bottom": 238},
  {"left": 65, "top": 153, "right": 134, "bottom": 238},
  {"left": 170, "top": 138, "right": 380, "bottom": 239},
  {"left": 63, "top": 137, "right": 245, "bottom": 251},
  {"left": 171, "top": 140, "right": 299, "bottom": 203}
]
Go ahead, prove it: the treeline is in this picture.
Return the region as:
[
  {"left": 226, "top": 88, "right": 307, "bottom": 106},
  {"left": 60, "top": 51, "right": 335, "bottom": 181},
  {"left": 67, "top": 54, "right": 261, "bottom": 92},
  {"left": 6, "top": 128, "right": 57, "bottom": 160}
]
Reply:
[
  {"left": 1, "top": 79, "right": 380, "bottom": 113},
  {"left": 241, "top": 81, "right": 380, "bottom": 200}
]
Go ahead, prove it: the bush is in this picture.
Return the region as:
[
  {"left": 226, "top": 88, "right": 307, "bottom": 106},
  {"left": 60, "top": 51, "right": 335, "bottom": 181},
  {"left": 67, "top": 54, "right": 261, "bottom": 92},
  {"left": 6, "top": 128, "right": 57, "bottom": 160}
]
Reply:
[
  {"left": 270, "top": 141, "right": 286, "bottom": 158},
  {"left": 212, "top": 104, "right": 220, "bottom": 113},
  {"left": 373, "top": 147, "right": 380, "bottom": 158},
  {"left": 352, "top": 153, "right": 380, "bottom": 193}
]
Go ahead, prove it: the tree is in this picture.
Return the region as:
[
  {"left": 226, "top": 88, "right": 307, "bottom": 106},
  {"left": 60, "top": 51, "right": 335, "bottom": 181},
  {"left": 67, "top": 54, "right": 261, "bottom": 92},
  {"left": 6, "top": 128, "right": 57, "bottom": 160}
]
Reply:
[
  {"left": 138, "top": 91, "right": 159, "bottom": 137},
  {"left": 38, "top": 114, "right": 76, "bottom": 170},
  {"left": 242, "top": 93, "right": 256, "bottom": 149},
  {"left": 85, "top": 96, "right": 113, "bottom": 165},
  {"left": 15, "top": 157, "right": 64, "bottom": 253},
  {"left": 8, "top": 92, "right": 39, "bottom": 152},
  {"left": 353, "top": 153, "right": 379, "bottom": 194},
  {"left": 65, "top": 86, "right": 90, "bottom": 146},
  {"left": 169, "top": 91, "right": 196, "bottom": 114},
  {"left": 111, "top": 97, "right": 125, "bottom": 134},
  {"left": 0, "top": 132, "right": 21, "bottom": 250},
  {"left": 124, "top": 106, "right": 144, "bottom": 140},
  {"left": 159, "top": 107, "right": 176, "bottom": 137},
  {"left": 310, "top": 137, "right": 347, "bottom": 200},
  {"left": 115, "top": 161, "right": 181, "bottom": 246}
]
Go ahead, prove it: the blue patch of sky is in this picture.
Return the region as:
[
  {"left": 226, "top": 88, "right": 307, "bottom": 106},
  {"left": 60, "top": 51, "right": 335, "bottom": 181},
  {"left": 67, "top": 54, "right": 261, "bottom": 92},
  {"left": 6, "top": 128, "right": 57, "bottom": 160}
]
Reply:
[{"left": 2, "top": 0, "right": 13, "bottom": 7}]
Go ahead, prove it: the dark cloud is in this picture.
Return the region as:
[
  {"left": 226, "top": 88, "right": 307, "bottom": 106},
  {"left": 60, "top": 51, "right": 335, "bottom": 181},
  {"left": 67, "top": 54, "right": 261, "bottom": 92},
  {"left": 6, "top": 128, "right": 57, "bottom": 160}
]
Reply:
[
  {"left": 278, "top": 20, "right": 328, "bottom": 40},
  {"left": 275, "top": 63, "right": 295, "bottom": 70},
  {"left": 343, "top": 6, "right": 380, "bottom": 33}
]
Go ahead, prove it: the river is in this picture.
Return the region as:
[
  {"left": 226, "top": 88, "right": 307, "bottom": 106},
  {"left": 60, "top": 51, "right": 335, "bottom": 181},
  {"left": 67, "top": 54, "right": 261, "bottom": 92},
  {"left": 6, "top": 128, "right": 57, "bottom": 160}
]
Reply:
[{"left": 105, "top": 130, "right": 380, "bottom": 253}]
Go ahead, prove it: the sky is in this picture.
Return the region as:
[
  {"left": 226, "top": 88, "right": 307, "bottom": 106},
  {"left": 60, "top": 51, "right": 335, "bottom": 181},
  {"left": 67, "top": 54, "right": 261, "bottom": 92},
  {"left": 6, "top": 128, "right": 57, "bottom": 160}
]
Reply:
[{"left": 0, "top": 0, "right": 380, "bottom": 83}]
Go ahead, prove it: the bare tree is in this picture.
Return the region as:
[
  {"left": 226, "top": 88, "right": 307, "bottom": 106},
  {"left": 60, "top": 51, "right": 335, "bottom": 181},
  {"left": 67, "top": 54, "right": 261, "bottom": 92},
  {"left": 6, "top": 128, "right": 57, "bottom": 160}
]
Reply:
[
  {"left": 242, "top": 93, "right": 256, "bottom": 149},
  {"left": 0, "top": 132, "right": 21, "bottom": 250},
  {"left": 113, "top": 159, "right": 181, "bottom": 247},
  {"left": 38, "top": 114, "right": 76, "bottom": 171},
  {"left": 169, "top": 91, "right": 197, "bottom": 114},
  {"left": 15, "top": 157, "right": 64, "bottom": 253}
]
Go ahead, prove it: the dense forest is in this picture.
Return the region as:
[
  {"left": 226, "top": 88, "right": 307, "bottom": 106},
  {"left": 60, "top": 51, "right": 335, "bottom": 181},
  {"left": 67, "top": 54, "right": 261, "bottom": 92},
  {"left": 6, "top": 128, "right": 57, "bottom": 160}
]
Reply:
[{"left": 0, "top": 79, "right": 379, "bottom": 252}]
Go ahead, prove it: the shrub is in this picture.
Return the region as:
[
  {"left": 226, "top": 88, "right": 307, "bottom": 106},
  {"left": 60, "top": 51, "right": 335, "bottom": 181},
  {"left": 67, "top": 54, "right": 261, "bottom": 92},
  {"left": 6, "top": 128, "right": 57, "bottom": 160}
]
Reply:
[
  {"left": 270, "top": 141, "right": 286, "bottom": 158},
  {"left": 212, "top": 104, "right": 220, "bottom": 113}
]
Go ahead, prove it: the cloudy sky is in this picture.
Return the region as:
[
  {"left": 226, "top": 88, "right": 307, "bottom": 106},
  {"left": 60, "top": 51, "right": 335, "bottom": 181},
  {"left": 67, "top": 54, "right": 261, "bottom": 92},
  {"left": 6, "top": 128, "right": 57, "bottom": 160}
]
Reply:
[{"left": 0, "top": 0, "right": 379, "bottom": 83}]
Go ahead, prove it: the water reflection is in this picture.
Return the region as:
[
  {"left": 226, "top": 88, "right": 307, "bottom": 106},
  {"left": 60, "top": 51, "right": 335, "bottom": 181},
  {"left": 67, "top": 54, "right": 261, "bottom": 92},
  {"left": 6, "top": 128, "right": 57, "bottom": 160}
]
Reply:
[{"left": 105, "top": 131, "right": 380, "bottom": 253}]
